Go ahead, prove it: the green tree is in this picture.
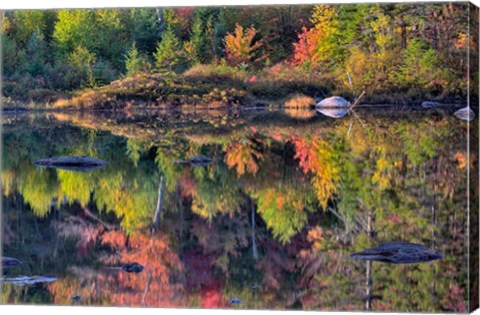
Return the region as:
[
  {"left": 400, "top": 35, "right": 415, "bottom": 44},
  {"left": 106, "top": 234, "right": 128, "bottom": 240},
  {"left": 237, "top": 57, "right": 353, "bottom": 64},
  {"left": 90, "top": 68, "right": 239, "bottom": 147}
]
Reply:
[
  {"left": 25, "top": 29, "right": 48, "bottom": 75},
  {"left": 154, "top": 27, "right": 183, "bottom": 72},
  {"left": 127, "top": 8, "right": 162, "bottom": 54},
  {"left": 68, "top": 45, "right": 96, "bottom": 87},
  {"left": 124, "top": 42, "right": 151, "bottom": 76},
  {"left": 184, "top": 15, "right": 206, "bottom": 65}
]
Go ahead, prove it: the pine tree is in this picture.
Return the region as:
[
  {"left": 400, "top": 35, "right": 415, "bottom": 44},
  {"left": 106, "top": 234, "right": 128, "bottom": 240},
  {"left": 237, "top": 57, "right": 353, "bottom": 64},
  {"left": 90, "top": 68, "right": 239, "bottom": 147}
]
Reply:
[
  {"left": 154, "top": 27, "right": 183, "bottom": 72},
  {"left": 125, "top": 42, "right": 151, "bottom": 76}
]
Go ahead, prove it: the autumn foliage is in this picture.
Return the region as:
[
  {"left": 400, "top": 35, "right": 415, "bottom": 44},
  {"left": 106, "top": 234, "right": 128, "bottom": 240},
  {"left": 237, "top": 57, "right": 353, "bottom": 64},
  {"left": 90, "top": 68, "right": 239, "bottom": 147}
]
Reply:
[
  {"left": 224, "top": 24, "right": 264, "bottom": 66},
  {"left": 290, "top": 136, "right": 339, "bottom": 208}
]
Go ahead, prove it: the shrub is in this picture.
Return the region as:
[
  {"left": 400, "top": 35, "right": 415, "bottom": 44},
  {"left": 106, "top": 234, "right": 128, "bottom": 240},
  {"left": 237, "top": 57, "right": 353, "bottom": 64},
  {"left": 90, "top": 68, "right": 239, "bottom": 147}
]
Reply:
[
  {"left": 284, "top": 94, "right": 315, "bottom": 108},
  {"left": 68, "top": 45, "right": 96, "bottom": 87},
  {"left": 93, "top": 60, "right": 118, "bottom": 85}
]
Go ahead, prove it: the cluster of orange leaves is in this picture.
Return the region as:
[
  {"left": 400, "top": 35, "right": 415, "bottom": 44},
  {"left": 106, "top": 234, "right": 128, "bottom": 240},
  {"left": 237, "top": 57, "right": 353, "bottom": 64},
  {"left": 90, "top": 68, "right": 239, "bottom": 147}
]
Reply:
[
  {"left": 225, "top": 135, "right": 264, "bottom": 177},
  {"left": 224, "top": 24, "right": 264, "bottom": 65}
]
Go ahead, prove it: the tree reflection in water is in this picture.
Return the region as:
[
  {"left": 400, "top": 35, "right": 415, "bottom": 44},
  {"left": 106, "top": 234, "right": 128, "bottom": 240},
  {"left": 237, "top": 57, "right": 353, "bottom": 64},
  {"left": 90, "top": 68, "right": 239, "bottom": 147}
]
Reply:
[{"left": 1, "top": 109, "right": 476, "bottom": 311}]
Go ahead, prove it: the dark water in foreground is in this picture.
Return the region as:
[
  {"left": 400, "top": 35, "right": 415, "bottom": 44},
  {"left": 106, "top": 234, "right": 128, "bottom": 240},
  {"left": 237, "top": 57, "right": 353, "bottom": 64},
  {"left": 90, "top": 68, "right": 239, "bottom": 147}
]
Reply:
[{"left": 1, "top": 107, "right": 478, "bottom": 312}]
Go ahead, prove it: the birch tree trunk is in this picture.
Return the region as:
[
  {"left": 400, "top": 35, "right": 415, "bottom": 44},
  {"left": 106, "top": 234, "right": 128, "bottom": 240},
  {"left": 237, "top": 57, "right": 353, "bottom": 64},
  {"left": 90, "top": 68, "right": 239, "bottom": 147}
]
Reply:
[{"left": 153, "top": 174, "right": 166, "bottom": 227}]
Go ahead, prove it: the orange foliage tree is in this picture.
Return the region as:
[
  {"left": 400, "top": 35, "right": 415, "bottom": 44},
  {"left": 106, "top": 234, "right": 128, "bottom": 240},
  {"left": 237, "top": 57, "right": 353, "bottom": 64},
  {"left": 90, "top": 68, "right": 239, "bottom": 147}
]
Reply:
[
  {"left": 224, "top": 24, "right": 264, "bottom": 66},
  {"left": 290, "top": 5, "right": 338, "bottom": 70}
]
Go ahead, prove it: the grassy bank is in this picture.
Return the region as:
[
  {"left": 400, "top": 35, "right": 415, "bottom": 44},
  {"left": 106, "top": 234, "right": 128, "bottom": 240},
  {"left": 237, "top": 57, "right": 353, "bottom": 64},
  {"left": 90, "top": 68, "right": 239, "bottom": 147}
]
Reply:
[{"left": 2, "top": 63, "right": 469, "bottom": 111}]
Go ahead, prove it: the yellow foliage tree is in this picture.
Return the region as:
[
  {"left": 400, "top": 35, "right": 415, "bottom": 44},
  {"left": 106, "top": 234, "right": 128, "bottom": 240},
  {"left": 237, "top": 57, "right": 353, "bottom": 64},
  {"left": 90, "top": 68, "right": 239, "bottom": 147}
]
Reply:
[{"left": 224, "top": 24, "right": 264, "bottom": 66}]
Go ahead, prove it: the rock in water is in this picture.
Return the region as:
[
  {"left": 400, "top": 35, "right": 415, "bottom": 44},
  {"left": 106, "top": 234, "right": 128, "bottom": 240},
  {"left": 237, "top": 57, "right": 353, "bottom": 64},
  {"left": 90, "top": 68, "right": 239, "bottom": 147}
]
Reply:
[
  {"left": 454, "top": 107, "right": 475, "bottom": 121},
  {"left": 229, "top": 298, "right": 242, "bottom": 304},
  {"left": 316, "top": 96, "right": 350, "bottom": 108},
  {"left": 421, "top": 101, "right": 440, "bottom": 108},
  {"left": 175, "top": 155, "right": 213, "bottom": 167},
  {"left": 0, "top": 276, "right": 57, "bottom": 286},
  {"left": 316, "top": 107, "right": 349, "bottom": 118},
  {"left": 122, "top": 262, "right": 144, "bottom": 273},
  {"left": 188, "top": 155, "right": 213, "bottom": 166},
  {"left": 351, "top": 241, "right": 443, "bottom": 264},
  {"left": 34, "top": 156, "right": 107, "bottom": 172},
  {"left": 2, "top": 256, "right": 22, "bottom": 267}
]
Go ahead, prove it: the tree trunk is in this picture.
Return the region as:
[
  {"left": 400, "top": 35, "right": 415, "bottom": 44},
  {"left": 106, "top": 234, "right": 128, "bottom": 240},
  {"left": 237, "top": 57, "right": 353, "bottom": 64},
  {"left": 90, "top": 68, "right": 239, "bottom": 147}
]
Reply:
[
  {"left": 251, "top": 201, "right": 258, "bottom": 261},
  {"left": 156, "top": 8, "right": 166, "bottom": 36},
  {"left": 153, "top": 174, "right": 166, "bottom": 227},
  {"left": 365, "top": 209, "right": 373, "bottom": 310}
]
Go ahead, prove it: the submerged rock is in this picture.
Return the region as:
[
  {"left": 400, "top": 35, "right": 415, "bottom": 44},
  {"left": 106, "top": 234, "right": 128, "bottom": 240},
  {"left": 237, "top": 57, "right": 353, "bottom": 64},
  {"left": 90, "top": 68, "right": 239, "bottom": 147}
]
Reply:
[
  {"left": 2, "top": 256, "right": 22, "bottom": 267},
  {"left": 34, "top": 156, "right": 107, "bottom": 172},
  {"left": 1, "top": 276, "right": 57, "bottom": 286},
  {"left": 351, "top": 241, "right": 443, "bottom": 264},
  {"left": 122, "top": 262, "right": 144, "bottom": 273},
  {"left": 229, "top": 297, "right": 242, "bottom": 304},
  {"left": 316, "top": 96, "right": 350, "bottom": 108},
  {"left": 454, "top": 107, "right": 475, "bottom": 121},
  {"left": 421, "top": 101, "right": 440, "bottom": 108},
  {"left": 316, "top": 107, "right": 349, "bottom": 118},
  {"left": 175, "top": 155, "right": 213, "bottom": 167}
]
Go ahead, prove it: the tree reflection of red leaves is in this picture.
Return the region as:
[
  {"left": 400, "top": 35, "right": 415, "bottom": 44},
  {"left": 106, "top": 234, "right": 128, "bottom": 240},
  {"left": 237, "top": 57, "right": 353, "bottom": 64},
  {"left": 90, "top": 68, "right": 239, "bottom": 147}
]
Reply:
[
  {"left": 289, "top": 136, "right": 317, "bottom": 174},
  {"left": 183, "top": 247, "right": 226, "bottom": 308},
  {"left": 48, "top": 230, "right": 185, "bottom": 307}
]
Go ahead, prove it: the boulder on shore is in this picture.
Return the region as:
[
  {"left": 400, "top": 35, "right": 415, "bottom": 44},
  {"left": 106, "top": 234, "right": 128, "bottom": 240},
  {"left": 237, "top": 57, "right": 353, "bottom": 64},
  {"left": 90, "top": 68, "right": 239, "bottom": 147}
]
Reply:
[{"left": 316, "top": 96, "right": 350, "bottom": 108}]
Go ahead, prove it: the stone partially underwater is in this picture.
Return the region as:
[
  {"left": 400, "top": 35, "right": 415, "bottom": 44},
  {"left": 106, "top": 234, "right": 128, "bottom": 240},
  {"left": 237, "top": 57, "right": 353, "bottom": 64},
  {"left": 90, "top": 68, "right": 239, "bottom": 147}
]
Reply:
[
  {"left": 34, "top": 156, "right": 107, "bottom": 172},
  {"left": 175, "top": 155, "right": 214, "bottom": 167},
  {"left": 351, "top": 241, "right": 443, "bottom": 264},
  {"left": 2, "top": 256, "right": 22, "bottom": 267},
  {"left": 1, "top": 276, "right": 57, "bottom": 286}
]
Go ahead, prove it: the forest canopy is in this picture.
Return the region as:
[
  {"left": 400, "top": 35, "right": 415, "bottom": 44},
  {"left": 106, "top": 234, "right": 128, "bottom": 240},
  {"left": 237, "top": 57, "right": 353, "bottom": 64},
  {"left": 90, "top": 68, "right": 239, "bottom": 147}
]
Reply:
[{"left": 1, "top": 3, "right": 477, "bottom": 106}]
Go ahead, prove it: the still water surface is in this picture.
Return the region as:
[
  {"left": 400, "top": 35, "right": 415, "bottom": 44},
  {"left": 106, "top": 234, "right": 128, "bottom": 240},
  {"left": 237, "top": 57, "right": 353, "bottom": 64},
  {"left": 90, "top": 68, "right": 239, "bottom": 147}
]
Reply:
[{"left": 1, "top": 107, "right": 477, "bottom": 312}]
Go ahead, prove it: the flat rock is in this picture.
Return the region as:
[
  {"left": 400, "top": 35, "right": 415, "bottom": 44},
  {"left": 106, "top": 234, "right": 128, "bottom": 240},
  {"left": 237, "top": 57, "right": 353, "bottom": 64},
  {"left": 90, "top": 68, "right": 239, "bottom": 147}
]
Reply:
[
  {"left": 175, "top": 155, "right": 213, "bottom": 167},
  {"left": 351, "top": 241, "right": 443, "bottom": 264},
  {"left": 122, "top": 262, "right": 144, "bottom": 273},
  {"left": 2, "top": 256, "right": 22, "bottom": 267},
  {"left": 1, "top": 276, "right": 57, "bottom": 286},
  {"left": 421, "top": 101, "right": 440, "bottom": 108},
  {"left": 34, "top": 156, "right": 107, "bottom": 172}
]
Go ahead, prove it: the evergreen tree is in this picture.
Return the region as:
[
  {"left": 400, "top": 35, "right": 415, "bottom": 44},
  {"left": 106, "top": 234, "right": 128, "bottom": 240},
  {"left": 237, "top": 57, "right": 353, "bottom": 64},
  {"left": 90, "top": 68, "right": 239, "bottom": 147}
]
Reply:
[
  {"left": 25, "top": 29, "right": 48, "bottom": 76},
  {"left": 125, "top": 42, "right": 151, "bottom": 76},
  {"left": 153, "top": 27, "right": 183, "bottom": 72}
]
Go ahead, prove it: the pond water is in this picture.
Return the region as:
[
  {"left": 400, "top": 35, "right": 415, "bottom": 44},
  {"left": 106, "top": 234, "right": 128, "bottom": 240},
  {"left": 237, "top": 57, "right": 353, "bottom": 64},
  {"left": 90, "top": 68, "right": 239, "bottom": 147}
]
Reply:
[{"left": 1, "top": 107, "right": 478, "bottom": 312}]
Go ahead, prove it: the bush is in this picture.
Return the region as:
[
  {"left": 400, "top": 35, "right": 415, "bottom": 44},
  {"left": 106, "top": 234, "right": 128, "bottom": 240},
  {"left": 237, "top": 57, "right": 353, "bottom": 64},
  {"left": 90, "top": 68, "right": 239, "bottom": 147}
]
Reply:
[
  {"left": 284, "top": 94, "right": 315, "bottom": 108},
  {"left": 93, "top": 60, "right": 118, "bottom": 85}
]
